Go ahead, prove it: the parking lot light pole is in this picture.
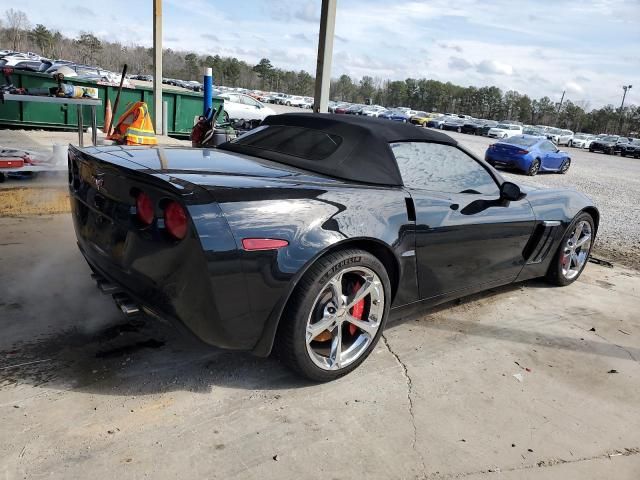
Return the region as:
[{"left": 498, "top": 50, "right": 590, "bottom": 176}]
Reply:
[
  {"left": 313, "top": 0, "right": 337, "bottom": 113},
  {"left": 618, "top": 85, "right": 632, "bottom": 134}
]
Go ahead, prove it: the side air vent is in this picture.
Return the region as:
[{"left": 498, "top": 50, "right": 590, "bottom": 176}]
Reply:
[
  {"left": 523, "top": 220, "right": 561, "bottom": 264},
  {"left": 405, "top": 197, "right": 416, "bottom": 222}
]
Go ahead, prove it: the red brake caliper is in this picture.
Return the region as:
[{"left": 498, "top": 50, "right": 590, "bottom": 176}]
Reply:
[{"left": 349, "top": 281, "right": 365, "bottom": 335}]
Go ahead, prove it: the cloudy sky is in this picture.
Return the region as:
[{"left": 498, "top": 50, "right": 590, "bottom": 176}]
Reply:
[{"left": 11, "top": 0, "right": 640, "bottom": 108}]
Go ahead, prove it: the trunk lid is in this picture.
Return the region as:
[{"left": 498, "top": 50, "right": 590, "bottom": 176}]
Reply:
[{"left": 490, "top": 142, "right": 528, "bottom": 160}]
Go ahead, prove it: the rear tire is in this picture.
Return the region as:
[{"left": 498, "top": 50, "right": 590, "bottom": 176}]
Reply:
[
  {"left": 545, "top": 212, "right": 595, "bottom": 286},
  {"left": 276, "top": 249, "right": 391, "bottom": 382},
  {"left": 527, "top": 159, "right": 541, "bottom": 176}
]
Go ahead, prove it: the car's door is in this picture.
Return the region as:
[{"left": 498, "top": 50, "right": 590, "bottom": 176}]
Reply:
[
  {"left": 222, "top": 94, "right": 243, "bottom": 119},
  {"left": 540, "top": 140, "right": 564, "bottom": 169},
  {"left": 391, "top": 142, "right": 536, "bottom": 299},
  {"left": 239, "top": 95, "right": 262, "bottom": 120}
]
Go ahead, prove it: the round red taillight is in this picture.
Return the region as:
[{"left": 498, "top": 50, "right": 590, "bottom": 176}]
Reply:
[
  {"left": 164, "top": 201, "right": 188, "bottom": 240},
  {"left": 136, "top": 192, "right": 154, "bottom": 225}
]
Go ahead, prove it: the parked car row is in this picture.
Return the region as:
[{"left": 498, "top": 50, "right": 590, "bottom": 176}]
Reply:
[
  {"left": 417, "top": 113, "right": 640, "bottom": 156},
  {"left": 589, "top": 135, "right": 640, "bottom": 157},
  {"left": 0, "top": 50, "right": 128, "bottom": 86}
]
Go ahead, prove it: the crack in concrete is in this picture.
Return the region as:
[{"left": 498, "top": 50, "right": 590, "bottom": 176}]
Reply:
[
  {"left": 592, "top": 331, "right": 638, "bottom": 363},
  {"left": 570, "top": 322, "right": 639, "bottom": 364},
  {"left": 425, "top": 447, "right": 640, "bottom": 479},
  {"left": 381, "top": 333, "right": 426, "bottom": 476}
]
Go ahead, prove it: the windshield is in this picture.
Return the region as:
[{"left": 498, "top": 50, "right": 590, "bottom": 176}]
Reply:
[
  {"left": 574, "top": 134, "right": 587, "bottom": 139},
  {"left": 505, "top": 137, "right": 539, "bottom": 147},
  {"left": 547, "top": 128, "right": 562, "bottom": 134},
  {"left": 603, "top": 136, "right": 619, "bottom": 141},
  {"left": 495, "top": 124, "right": 509, "bottom": 129}
]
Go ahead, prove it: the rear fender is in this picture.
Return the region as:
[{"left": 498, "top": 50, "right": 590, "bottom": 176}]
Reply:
[{"left": 214, "top": 184, "right": 417, "bottom": 356}]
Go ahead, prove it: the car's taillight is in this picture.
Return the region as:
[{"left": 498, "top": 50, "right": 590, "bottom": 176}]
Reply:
[
  {"left": 517, "top": 149, "right": 529, "bottom": 155},
  {"left": 242, "top": 238, "right": 289, "bottom": 251},
  {"left": 164, "top": 201, "right": 188, "bottom": 240},
  {"left": 136, "top": 192, "right": 154, "bottom": 225}
]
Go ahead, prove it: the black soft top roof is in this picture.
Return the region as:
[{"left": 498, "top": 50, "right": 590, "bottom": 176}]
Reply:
[{"left": 219, "top": 113, "right": 458, "bottom": 186}]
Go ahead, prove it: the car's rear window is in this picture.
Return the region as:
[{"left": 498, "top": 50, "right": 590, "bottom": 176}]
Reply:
[
  {"left": 230, "top": 125, "right": 343, "bottom": 160},
  {"left": 505, "top": 137, "right": 539, "bottom": 147}
]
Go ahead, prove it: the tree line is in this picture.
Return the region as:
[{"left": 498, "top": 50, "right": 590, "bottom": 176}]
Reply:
[{"left": 1, "top": 8, "right": 637, "bottom": 135}]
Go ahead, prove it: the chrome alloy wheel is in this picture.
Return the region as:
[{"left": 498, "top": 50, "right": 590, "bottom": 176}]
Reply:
[
  {"left": 305, "top": 266, "right": 384, "bottom": 371},
  {"left": 562, "top": 220, "right": 592, "bottom": 280}
]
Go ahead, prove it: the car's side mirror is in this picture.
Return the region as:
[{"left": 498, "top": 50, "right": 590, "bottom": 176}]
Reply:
[{"left": 500, "top": 181, "right": 524, "bottom": 201}]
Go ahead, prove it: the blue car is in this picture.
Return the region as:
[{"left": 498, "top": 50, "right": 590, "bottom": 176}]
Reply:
[
  {"left": 485, "top": 135, "right": 571, "bottom": 176},
  {"left": 379, "top": 109, "right": 411, "bottom": 122}
]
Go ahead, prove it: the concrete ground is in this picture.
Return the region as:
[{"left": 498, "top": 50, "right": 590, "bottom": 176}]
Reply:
[{"left": 1, "top": 214, "right": 639, "bottom": 479}]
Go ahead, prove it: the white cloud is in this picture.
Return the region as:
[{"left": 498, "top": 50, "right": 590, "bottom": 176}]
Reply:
[
  {"left": 565, "top": 81, "right": 585, "bottom": 94},
  {"left": 476, "top": 60, "right": 513, "bottom": 76},
  {"left": 448, "top": 57, "right": 472, "bottom": 71}
]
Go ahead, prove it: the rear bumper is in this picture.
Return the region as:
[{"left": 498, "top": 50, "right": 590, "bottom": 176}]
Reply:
[{"left": 485, "top": 154, "right": 529, "bottom": 172}]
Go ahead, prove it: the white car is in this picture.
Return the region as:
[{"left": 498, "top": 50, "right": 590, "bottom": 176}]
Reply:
[
  {"left": 361, "top": 105, "right": 387, "bottom": 117},
  {"left": 488, "top": 124, "right": 523, "bottom": 138},
  {"left": 281, "top": 95, "right": 308, "bottom": 108},
  {"left": 547, "top": 128, "right": 574, "bottom": 146},
  {"left": 569, "top": 133, "right": 595, "bottom": 149},
  {"left": 218, "top": 93, "right": 276, "bottom": 122}
]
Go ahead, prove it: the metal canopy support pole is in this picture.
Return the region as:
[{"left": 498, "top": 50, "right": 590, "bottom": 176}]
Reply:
[
  {"left": 153, "top": 0, "right": 163, "bottom": 135},
  {"left": 91, "top": 106, "right": 97, "bottom": 146},
  {"left": 313, "top": 0, "right": 337, "bottom": 113},
  {"left": 77, "top": 105, "right": 84, "bottom": 147}
]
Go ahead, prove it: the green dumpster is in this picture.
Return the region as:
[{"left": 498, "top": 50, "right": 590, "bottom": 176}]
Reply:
[{"left": 0, "top": 70, "right": 223, "bottom": 138}]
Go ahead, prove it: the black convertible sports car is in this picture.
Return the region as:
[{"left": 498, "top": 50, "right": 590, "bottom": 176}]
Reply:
[{"left": 68, "top": 114, "right": 599, "bottom": 381}]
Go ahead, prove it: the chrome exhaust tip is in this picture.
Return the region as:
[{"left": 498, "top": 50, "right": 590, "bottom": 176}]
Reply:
[
  {"left": 97, "top": 280, "right": 121, "bottom": 294},
  {"left": 113, "top": 294, "right": 141, "bottom": 317}
]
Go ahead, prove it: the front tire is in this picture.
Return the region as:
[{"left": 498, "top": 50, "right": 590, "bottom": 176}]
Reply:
[
  {"left": 276, "top": 249, "right": 391, "bottom": 382},
  {"left": 559, "top": 158, "right": 571, "bottom": 174},
  {"left": 528, "top": 158, "right": 541, "bottom": 176},
  {"left": 545, "top": 213, "right": 595, "bottom": 286}
]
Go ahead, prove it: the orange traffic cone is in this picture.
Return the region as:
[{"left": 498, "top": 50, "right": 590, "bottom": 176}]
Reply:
[{"left": 104, "top": 98, "right": 113, "bottom": 137}]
